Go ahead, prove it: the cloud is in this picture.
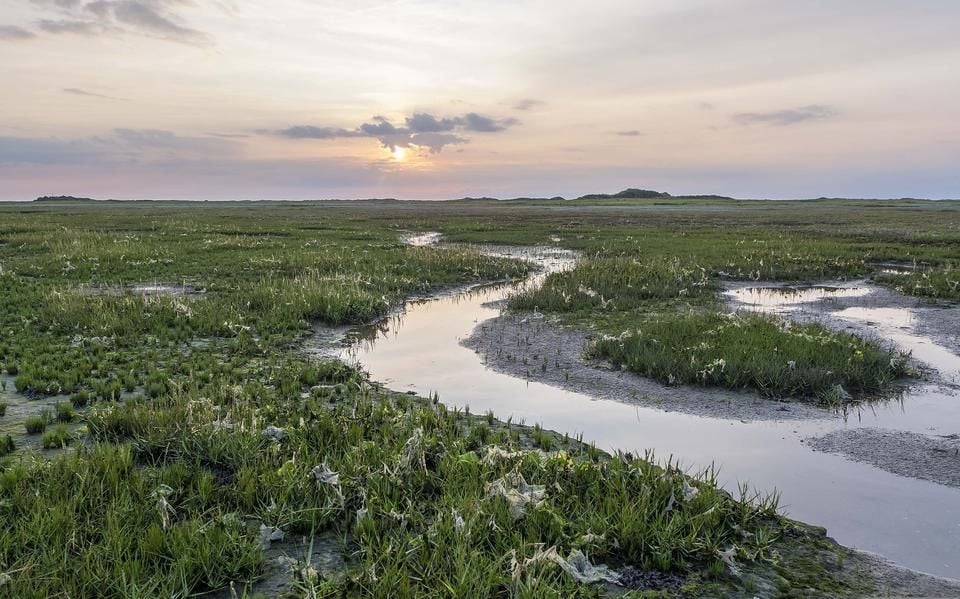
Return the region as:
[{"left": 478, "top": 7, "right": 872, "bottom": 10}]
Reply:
[
  {"left": 513, "top": 99, "right": 545, "bottom": 111},
  {"left": 276, "top": 126, "right": 365, "bottom": 139},
  {"left": 29, "top": 0, "right": 209, "bottom": 45},
  {"left": 406, "top": 132, "right": 468, "bottom": 154},
  {"left": 272, "top": 111, "right": 516, "bottom": 155},
  {"left": 63, "top": 87, "right": 126, "bottom": 100},
  {"left": 0, "top": 129, "right": 236, "bottom": 165},
  {"left": 461, "top": 112, "right": 517, "bottom": 132},
  {"left": 405, "top": 113, "right": 458, "bottom": 133},
  {"left": 36, "top": 19, "right": 104, "bottom": 35},
  {"left": 733, "top": 105, "right": 837, "bottom": 126},
  {"left": 612, "top": 130, "right": 642, "bottom": 137},
  {"left": 104, "top": 1, "right": 207, "bottom": 44},
  {"left": 0, "top": 25, "right": 37, "bottom": 40},
  {"left": 205, "top": 132, "right": 250, "bottom": 139}
]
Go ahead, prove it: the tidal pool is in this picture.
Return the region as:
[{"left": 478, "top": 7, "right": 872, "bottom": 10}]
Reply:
[{"left": 336, "top": 245, "right": 960, "bottom": 579}]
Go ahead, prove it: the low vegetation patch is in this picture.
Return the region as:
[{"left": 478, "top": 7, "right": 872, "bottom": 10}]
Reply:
[
  {"left": 41, "top": 424, "right": 71, "bottom": 449},
  {"left": 587, "top": 312, "right": 911, "bottom": 403},
  {"left": 0, "top": 434, "right": 13, "bottom": 456},
  {"left": 0, "top": 356, "right": 864, "bottom": 597},
  {"left": 512, "top": 256, "right": 712, "bottom": 313},
  {"left": 879, "top": 265, "right": 960, "bottom": 301},
  {"left": 24, "top": 413, "right": 49, "bottom": 435}
]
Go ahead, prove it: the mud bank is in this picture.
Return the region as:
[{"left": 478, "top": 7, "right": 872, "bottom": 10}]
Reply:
[
  {"left": 462, "top": 313, "right": 829, "bottom": 422},
  {"left": 808, "top": 428, "right": 960, "bottom": 488}
]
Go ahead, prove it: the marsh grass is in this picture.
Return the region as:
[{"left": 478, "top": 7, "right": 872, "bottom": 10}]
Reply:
[
  {"left": 24, "top": 413, "right": 49, "bottom": 435},
  {"left": 0, "top": 199, "right": 955, "bottom": 597},
  {"left": 0, "top": 434, "right": 13, "bottom": 456},
  {"left": 587, "top": 312, "right": 910, "bottom": 403},
  {"left": 878, "top": 265, "right": 960, "bottom": 301},
  {"left": 0, "top": 349, "right": 867, "bottom": 597},
  {"left": 55, "top": 401, "right": 75, "bottom": 422},
  {"left": 512, "top": 256, "right": 712, "bottom": 313},
  {"left": 512, "top": 255, "right": 913, "bottom": 402},
  {"left": 41, "top": 424, "right": 71, "bottom": 449}
]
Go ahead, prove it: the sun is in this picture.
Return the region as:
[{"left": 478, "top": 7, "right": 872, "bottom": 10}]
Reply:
[{"left": 391, "top": 146, "right": 407, "bottom": 162}]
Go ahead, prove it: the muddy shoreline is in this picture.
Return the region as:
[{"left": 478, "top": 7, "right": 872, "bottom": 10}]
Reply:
[
  {"left": 808, "top": 428, "right": 960, "bottom": 488},
  {"left": 337, "top": 239, "right": 960, "bottom": 582},
  {"left": 462, "top": 312, "right": 831, "bottom": 422}
]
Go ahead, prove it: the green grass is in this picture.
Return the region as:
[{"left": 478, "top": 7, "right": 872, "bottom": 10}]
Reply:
[
  {"left": 512, "top": 256, "right": 713, "bottom": 313},
  {"left": 0, "top": 434, "right": 13, "bottom": 456},
  {"left": 587, "top": 312, "right": 911, "bottom": 403},
  {"left": 878, "top": 266, "right": 960, "bottom": 301},
  {"left": 55, "top": 401, "right": 75, "bottom": 422},
  {"left": 0, "top": 198, "right": 956, "bottom": 596},
  {"left": 41, "top": 424, "right": 71, "bottom": 449},
  {"left": 0, "top": 355, "right": 829, "bottom": 597},
  {"left": 24, "top": 413, "right": 49, "bottom": 435}
]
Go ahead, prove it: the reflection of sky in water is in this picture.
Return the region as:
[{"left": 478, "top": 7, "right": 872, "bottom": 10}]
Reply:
[
  {"left": 724, "top": 285, "right": 872, "bottom": 314},
  {"left": 343, "top": 250, "right": 960, "bottom": 579}
]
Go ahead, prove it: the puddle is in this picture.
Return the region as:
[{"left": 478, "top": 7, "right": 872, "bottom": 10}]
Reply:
[
  {"left": 0, "top": 375, "right": 83, "bottom": 453},
  {"left": 403, "top": 231, "right": 443, "bottom": 247},
  {"left": 79, "top": 284, "right": 203, "bottom": 297},
  {"left": 724, "top": 285, "right": 872, "bottom": 314},
  {"left": 327, "top": 247, "right": 960, "bottom": 579},
  {"left": 836, "top": 306, "right": 915, "bottom": 329},
  {"left": 835, "top": 307, "right": 960, "bottom": 383},
  {"left": 130, "top": 284, "right": 199, "bottom": 296},
  {"left": 870, "top": 260, "right": 926, "bottom": 272}
]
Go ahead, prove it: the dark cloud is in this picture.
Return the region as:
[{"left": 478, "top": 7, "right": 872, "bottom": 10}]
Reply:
[
  {"left": 63, "top": 87, "right": 126, "bottom": 100},
  {"left": 0, "top": 25, "right": 37, "bottom": 40},
  {"left": 29, "top": 0, "right": 209, "bottom": 45},
  {"left": 405, "top": 113, "right": 458, "bottom": 133},
  {"left": 734, "top": 105, "right": 837, "bottom": 126},
  {"left": 612, "top": 130, "right": 642, "bottom": 137},
  {"left": 272, "top": 111, "right": 516, "bottom": 155},
  {"left": 512, "top": 99, "right": 545, "bottom": 111},
  {"left": 358, "top": 120, "right": 401, "bottom": 136}
]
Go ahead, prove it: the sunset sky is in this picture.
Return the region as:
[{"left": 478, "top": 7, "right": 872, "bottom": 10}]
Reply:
[{"left": 1, "top": 1, "right": 958, "bottom": 200}]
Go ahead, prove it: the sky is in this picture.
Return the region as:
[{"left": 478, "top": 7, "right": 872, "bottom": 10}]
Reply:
[{"left": 1, "top": 0, "right": 959, "bottom": 200}]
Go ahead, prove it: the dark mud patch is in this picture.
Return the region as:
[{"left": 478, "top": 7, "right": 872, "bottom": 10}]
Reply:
[
  {"left": 461, "top": 313, "right": 829, "bottom": 422},
  {"left": 807, "top": 428, "right": 960, "bottom": 488},
  {"left": 845, "top": 549, "right": 960, "bottom": 598}
]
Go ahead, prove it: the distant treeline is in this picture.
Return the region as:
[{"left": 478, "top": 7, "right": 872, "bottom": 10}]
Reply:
[
  {"left": 576, "top": 188, "right": 672, "bottom": 200},
  {"left": 35, "top": 196, "right": 98, "bottom": 202},
  {"left": 33, "top": 189, "right": 745, "bottom": 203}
]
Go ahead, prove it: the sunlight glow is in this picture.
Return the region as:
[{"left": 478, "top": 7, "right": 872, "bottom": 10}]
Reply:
[{"left": 392, "top": 146, "right": 407, "bottom": 162}]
